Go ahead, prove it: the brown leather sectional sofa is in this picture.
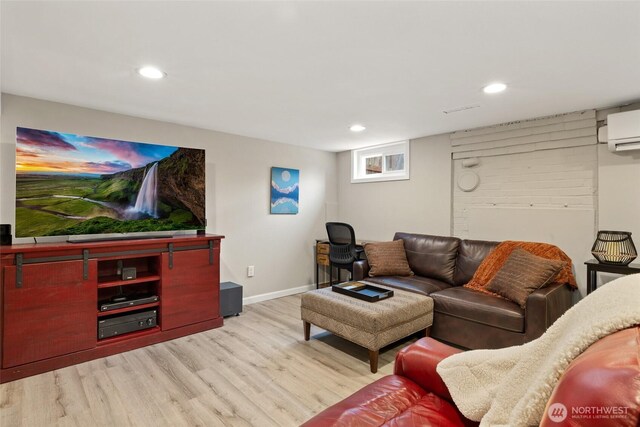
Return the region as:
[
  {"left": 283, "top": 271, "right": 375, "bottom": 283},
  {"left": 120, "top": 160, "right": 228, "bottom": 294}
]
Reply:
[{"left": 353, "top": 232, "right": 574, "bottom": 349}]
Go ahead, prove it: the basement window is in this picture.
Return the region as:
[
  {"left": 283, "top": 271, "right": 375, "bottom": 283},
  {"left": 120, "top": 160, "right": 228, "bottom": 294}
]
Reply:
[{"left": 351, "top": 140, "right": 410, "bottom": 183}]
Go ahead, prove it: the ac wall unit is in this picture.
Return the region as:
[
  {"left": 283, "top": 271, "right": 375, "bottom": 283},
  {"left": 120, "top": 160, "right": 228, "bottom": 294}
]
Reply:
[{"left": 607, "top": 109, "right": 640, "bottom": 152}]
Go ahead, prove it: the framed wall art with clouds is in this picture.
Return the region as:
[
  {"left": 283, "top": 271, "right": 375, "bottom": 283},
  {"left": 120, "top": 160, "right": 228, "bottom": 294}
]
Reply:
[{"left": 270, "top": 167, "right": 299, "bottom": 214}]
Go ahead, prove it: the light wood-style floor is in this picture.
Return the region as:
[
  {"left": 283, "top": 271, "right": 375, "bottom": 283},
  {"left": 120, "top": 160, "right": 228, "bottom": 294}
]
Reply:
[{"left": 0, "top": 294, "right": 421, "bottom": 427}]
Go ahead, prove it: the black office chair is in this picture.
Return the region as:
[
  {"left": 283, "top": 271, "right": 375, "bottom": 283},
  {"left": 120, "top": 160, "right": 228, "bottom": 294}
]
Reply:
[{"left": 325, "top": 222, "right": 365, "bottom": 285}]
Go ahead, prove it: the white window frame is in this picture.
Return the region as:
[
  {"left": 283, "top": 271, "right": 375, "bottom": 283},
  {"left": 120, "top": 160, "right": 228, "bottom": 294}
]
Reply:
[{"left": 351, "top": 140, "right": 410, "bottom": 183}]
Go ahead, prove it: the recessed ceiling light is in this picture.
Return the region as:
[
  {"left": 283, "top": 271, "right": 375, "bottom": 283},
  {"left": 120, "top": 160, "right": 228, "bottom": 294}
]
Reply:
[
  {"left": 350, "top": 124, "right": 366, "bottom": 132},
  {"left": 483, "top": 82, "right": 507, "bottom": 94},
  {"left": 137, "top": 66, "right": 166, "bottom": 79}
]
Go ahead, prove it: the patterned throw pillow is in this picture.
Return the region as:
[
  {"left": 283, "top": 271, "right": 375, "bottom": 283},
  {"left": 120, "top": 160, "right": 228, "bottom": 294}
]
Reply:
[
  {"left": 485, "top": 248, "right": 565, "bottom": 308},
  {"left": 464, "top": 241, "right": 577, "bottom": 296},
  {"left": 364, "top": 240, "right": 414, "bottom": 277}
]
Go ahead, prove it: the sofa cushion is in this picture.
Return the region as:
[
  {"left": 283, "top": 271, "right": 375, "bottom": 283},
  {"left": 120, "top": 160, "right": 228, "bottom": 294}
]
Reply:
[
  {"left": 301, "top": 375, "right": 473, "bottom": 427},
  {"left": 486, "top": 248, "right": 565, "bottom": 308},
  {"left": 431, "top": 287, "right": 524, "bottom": 333},
  {"left": 453, "top": 239, "right": 500, "bottom": 286},
  {"left": 365, "top": 275, "right": 451, "bottom": 296},
  {"left": 431, "top": 313, "right": 526, "bottom": 350},
  {"left": 394, "top": 232, "right": 460, "bottom": 285},
  {"left": 363, "top": 240, "right": 413, "bottom": 277}
]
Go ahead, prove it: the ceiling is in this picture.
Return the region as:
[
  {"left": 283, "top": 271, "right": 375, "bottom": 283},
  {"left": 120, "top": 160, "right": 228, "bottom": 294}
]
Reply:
[{"left": 2, "top": 1, "right": 640, "bottom": 152}]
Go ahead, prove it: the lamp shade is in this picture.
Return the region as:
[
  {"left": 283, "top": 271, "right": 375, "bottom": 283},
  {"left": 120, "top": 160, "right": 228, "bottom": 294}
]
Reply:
[{"left": 591, "top": 230, "right": 637, "bottom": 265}]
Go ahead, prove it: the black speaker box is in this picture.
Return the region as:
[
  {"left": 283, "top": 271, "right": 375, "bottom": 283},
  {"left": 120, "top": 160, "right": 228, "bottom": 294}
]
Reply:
[
  {"left": 0, "top": 224, "right": 12, "bottom": 246},
  {"left": 220, "top": 281, "right": 243, "bottom": 317}
]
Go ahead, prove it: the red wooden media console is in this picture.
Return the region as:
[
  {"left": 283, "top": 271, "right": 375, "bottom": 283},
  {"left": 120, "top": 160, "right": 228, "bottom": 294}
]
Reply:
[{"left": 0, "top": 234, "right": 224, "bottom": 383}]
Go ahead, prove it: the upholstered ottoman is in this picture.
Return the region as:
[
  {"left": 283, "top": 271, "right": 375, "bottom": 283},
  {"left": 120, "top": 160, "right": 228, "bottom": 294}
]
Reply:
[{"left": 301, "top": 284, "right": 434, "bottom": 372}]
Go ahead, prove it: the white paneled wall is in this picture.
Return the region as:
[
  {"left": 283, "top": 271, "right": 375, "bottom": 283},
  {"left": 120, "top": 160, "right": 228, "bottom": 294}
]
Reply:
[
  {"left": 452, "top": 110, "right": 598, "bottom": 237},
  {"left": 453, "top": 145, "right": 598, "bottom": 237},
  {"left": 451, "top": 110, "right": 597, "bottom": 159},
  {"left": 451, "top": 111, "right": 599, "bottom": 296}
]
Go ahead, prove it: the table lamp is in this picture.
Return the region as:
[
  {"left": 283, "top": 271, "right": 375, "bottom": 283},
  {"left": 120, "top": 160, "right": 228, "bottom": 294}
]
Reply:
[{"left": 591, "top": 230, "right": 637, "bottom": 265}]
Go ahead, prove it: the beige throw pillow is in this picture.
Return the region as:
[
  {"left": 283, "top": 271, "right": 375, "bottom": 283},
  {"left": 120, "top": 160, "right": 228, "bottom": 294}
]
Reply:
[
  {"left": 364, "top": 240, "right": 413, "bottom": 277},
  {"left": 486, "top": 247, "right": 565, "bottom": 308}
]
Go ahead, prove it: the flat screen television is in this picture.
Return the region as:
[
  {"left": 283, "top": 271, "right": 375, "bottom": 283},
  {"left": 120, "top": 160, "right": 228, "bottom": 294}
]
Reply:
[{"left": 15, "top": 127, "right": 205, "bottom": 239}]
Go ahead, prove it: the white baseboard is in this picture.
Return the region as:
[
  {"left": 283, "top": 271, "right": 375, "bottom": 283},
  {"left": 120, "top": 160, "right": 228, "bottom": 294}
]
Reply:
[{"left": 243, "top": 284, "right": 316, "bottom": 305}]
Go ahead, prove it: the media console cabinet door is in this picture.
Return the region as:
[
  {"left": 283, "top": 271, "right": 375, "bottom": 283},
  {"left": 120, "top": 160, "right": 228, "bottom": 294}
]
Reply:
[
  {"left": 161, "top": 249, "right": 220, "bottom": 330},
  {"left": 3, "top": 260, "right": 98, "bottom": 368}
]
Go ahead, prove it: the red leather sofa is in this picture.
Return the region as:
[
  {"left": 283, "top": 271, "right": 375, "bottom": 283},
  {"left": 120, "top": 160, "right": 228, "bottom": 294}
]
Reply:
[{"left": 302, "top": 326, "right": 640, "bottom": 426}]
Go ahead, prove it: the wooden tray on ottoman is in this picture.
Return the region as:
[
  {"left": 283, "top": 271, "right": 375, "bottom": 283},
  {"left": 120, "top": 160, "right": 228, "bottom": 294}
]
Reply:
[{"left": 332, "top": 281, "right": 394, "bottom": 302}]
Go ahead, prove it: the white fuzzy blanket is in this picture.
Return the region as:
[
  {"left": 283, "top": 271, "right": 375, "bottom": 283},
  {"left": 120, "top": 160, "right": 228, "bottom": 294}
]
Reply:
[{"left": 437, "top": 273, "right": 640, "bottom": 427}]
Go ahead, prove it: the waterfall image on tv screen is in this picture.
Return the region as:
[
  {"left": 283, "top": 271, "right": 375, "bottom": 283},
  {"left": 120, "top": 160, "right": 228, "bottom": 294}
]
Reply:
[{"left": 15, "top": 127, "right": 205, "bottom": 238}]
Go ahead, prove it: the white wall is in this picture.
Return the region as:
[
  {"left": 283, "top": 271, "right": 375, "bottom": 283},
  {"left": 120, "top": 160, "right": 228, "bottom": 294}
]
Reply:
[
  {"left": 597, "top": 104, "right": 640, "bottom": 239},
  {"left": 598, "top": 147, "right": 640, "bottom": 237},
  {"left": 337, "top": 134, "right": 452, "bottom": 241},
  {"left": 596, "top": 104, "right": 640, "bottom": 284},
  {"left": 0, "top": 94, "right": 338, "bottom": 300}
]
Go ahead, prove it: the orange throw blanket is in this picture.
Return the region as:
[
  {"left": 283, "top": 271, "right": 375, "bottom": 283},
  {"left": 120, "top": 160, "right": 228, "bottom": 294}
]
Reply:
[{"left": 464, "top": 241, "right": 577, "bottom": 296}]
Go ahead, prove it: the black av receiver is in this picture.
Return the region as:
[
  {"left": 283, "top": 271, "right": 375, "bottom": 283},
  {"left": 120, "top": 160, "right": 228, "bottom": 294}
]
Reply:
[{"left": 98, "top": 310, "right": 157, "bottom": 340}]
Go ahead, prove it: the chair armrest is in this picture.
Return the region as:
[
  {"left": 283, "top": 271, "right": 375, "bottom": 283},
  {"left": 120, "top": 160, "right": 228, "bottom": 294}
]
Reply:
[
  {"left": 524, "top": 283, "right": 573, "bottom": 342},
  {"left": 352, "top": 245, "right": 365, "bottom": 261},
  {"left": 352, "top": 260, "right": 369, "bottom": 281},
  {"left": 394, "top": 337, "right": 462, "bottom": 402}
]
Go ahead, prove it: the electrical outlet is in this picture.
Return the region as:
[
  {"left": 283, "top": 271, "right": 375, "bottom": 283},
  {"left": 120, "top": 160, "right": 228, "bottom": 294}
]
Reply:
[{"left": 247, "top": 265, "right": 255, "bottom": 277}]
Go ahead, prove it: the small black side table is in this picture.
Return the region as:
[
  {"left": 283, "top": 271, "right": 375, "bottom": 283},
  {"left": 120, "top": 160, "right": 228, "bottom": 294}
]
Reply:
[{"left": 584, "top": 259, "right": 640, "bottom": 294}]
